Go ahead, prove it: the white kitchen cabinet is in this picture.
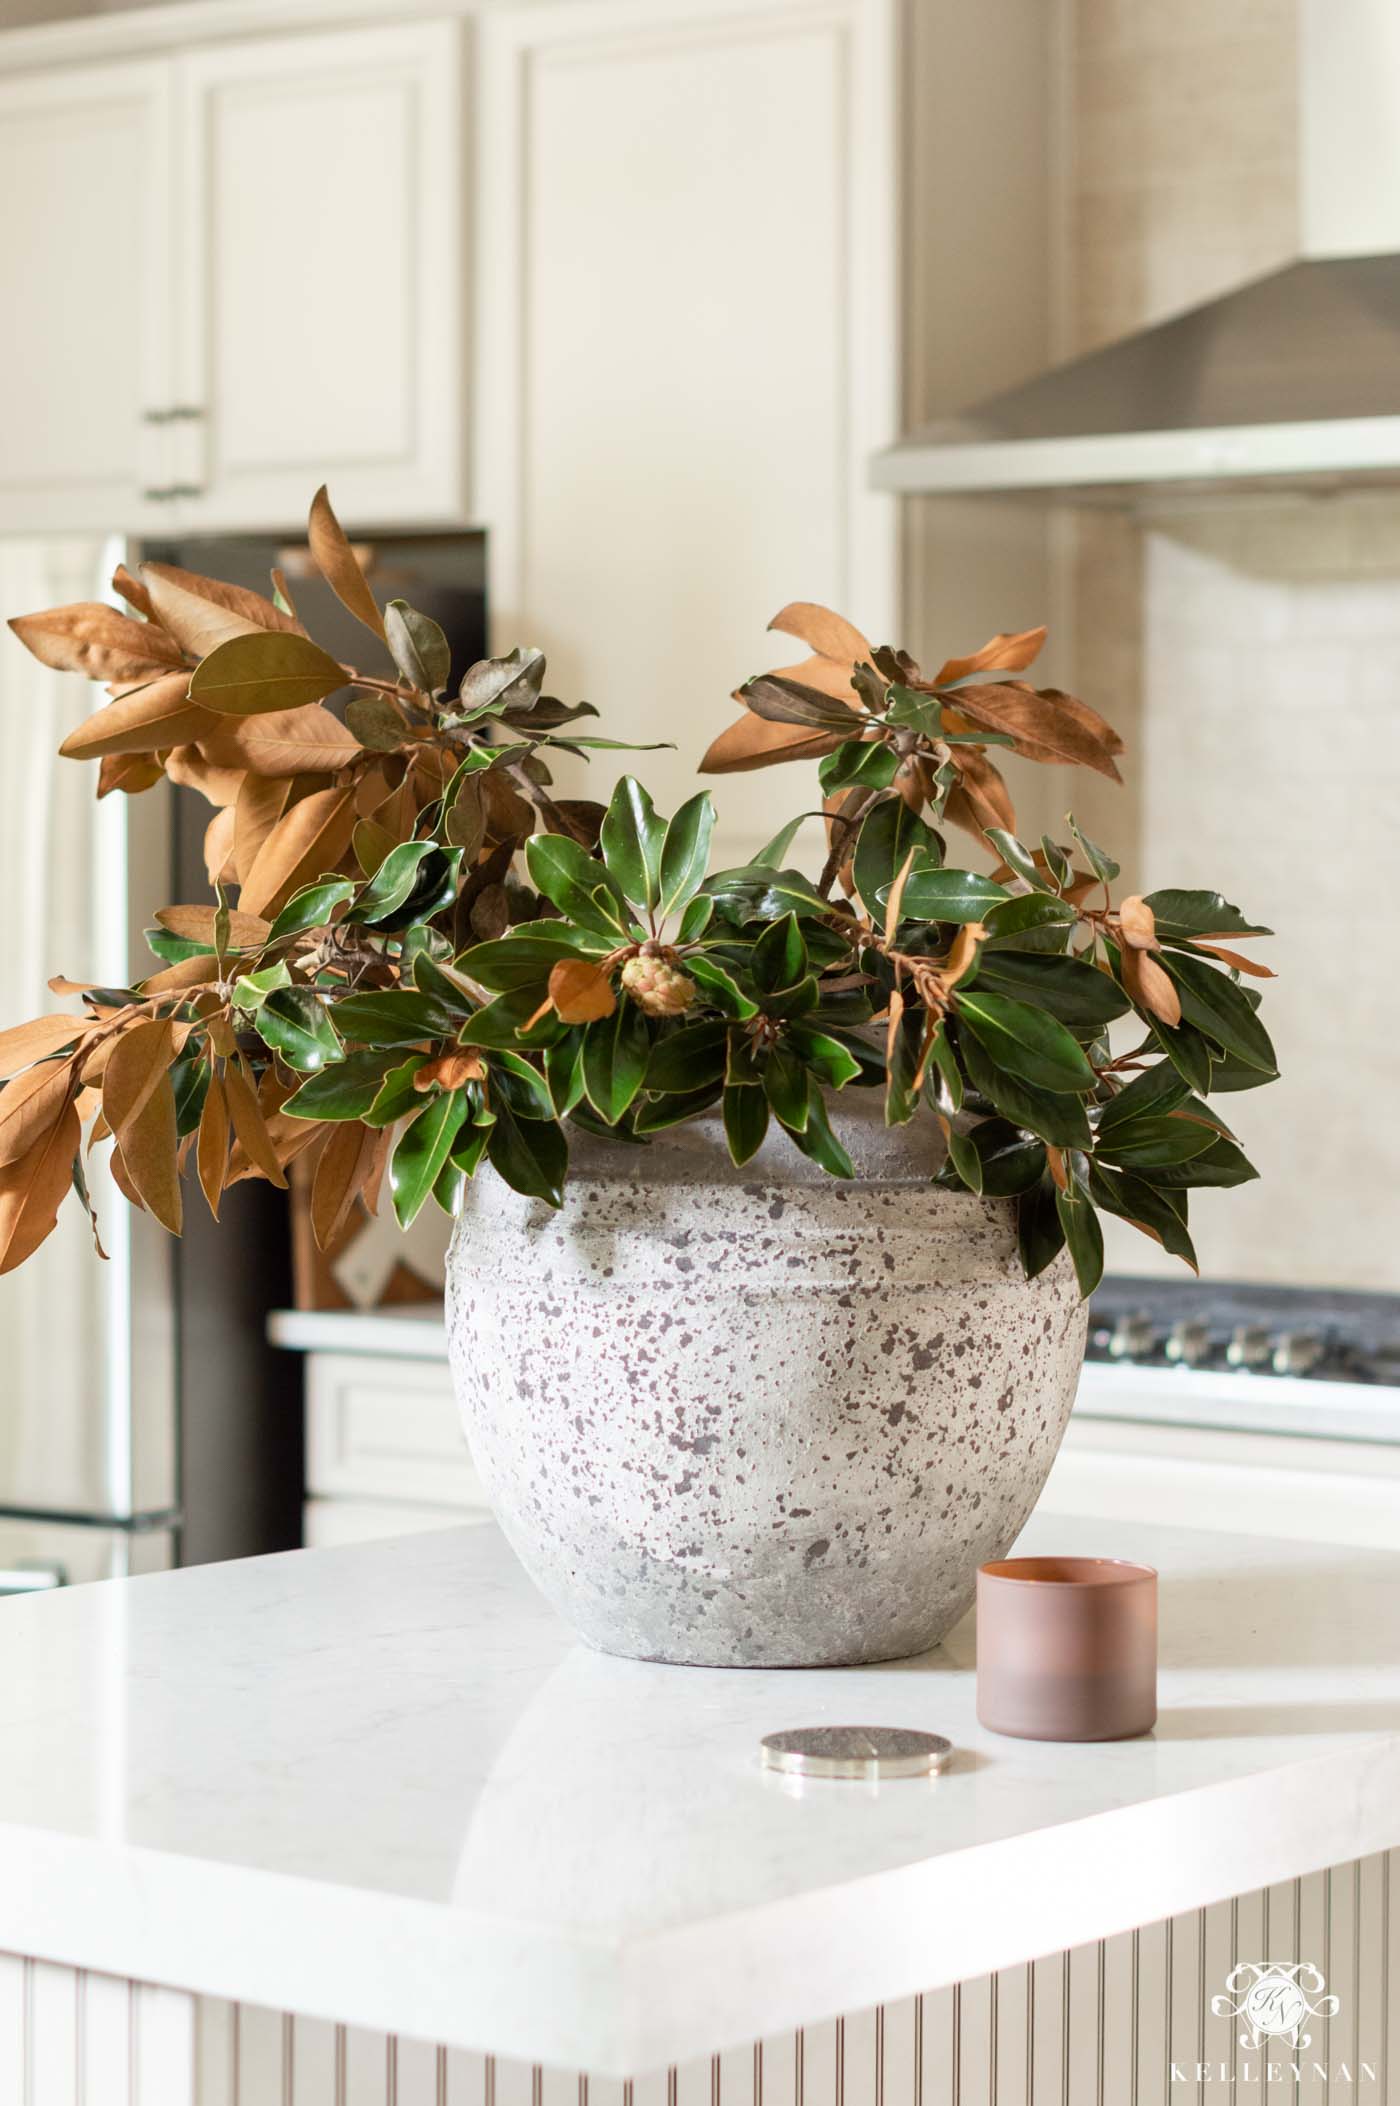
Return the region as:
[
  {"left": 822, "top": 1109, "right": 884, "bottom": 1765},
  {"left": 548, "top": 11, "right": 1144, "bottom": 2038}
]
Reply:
[
  {"left": 0, "top": 60, "right": 172, "bottom": 533},
  {"left": 172, "top": 22, "right": 467, "bottom": 532},
  {"left": 0, "top": 20, "right": 467, "bottom": 537}
]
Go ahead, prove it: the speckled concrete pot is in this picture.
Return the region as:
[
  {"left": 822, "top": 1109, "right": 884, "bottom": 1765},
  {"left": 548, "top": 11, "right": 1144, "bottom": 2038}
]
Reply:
[{"left": 445, "top": 1094, "right": 1087, "bottom": 1667}]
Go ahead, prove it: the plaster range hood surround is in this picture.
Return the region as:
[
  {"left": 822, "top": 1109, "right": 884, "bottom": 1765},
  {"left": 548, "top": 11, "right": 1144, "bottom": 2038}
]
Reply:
[{"left": 876, "top": 3, "right": 1400, "bottom": 502}]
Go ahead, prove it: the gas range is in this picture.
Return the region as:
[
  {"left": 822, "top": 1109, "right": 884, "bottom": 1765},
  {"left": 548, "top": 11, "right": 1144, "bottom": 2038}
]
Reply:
[{"left": 1078, "top": 1278, "right": 1400, "bottom": 1444}]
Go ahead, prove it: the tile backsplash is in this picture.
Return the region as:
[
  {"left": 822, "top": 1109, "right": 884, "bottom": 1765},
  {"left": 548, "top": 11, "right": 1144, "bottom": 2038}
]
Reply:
[{"left": 1072, "top": 494, "right": 1400, "bottom": 1289}]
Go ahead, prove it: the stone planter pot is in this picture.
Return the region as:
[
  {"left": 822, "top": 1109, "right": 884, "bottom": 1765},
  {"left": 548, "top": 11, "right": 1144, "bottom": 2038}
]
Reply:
[{"left": 446, "top": 1095, "right": 1088, "bottom": 1668}]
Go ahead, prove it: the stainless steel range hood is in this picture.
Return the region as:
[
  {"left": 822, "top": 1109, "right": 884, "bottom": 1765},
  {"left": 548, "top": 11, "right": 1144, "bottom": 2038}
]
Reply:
[
  {"left": 875, "top": 257, "right": 1400, "bottom": 502},
  {"left": 874, "top": 2, "right": 1400, "bottom": 503}
]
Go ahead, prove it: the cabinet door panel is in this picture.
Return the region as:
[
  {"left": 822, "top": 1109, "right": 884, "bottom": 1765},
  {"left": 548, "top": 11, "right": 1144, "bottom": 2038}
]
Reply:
[
  {"left": 175, "top": 23, "right": 466, "bottom": 532},
  {"left": 0, "top": 62, "right": 171, "bottom": 532}
]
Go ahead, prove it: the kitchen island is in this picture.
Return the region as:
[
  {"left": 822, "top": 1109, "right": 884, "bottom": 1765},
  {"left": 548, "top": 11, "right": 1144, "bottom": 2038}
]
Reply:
[{"left": 0, "top": 1515, "right": 1397, "bottom": 2102}]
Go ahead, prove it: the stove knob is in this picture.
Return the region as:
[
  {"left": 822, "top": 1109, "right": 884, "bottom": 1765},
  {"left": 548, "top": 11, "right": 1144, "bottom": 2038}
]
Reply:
[
  {"left": 1108, "top": 1311, "right": 1156, "bottom": 1361},
  {"left": 1165, "top": 1319, "right": 1211, "bottom": 1367},
  {"left": 1226, "top": 1323, "right": 1272, "bottom": 1370},
  {"left": 1272, "top": 1328, "right": 1324, "bottom": 1377}
]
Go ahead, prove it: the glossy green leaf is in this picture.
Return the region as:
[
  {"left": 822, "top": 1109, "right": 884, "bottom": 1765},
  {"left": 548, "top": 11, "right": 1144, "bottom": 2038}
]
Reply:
[
  {"left": 349, "top": 840, "right": 438, "bottom": 925},
  {"left": 1017, "top": 1174, "right": 1065, "bottom": 1277},
  {"left": 170, "top": 1053, "right": 209, "bottom": 1138},
  {"left": 457, "top": 988, "right": 560, "bottom": 1050},
  {"left": 984, "top": 829, "right": 1055, "bottom": 893},
  {"left": 972, "top": 950, "right": 1129, "bottom": 1028},
  {"left": 283, "top": 1049, "right": 402, "bottom": 1121},
  {"left": 1055, "top": 1186, "right": 1105, "bottom": 1296},
  {"left": 1066, "top": 814, "right": 1119, "bottom": 885},
  {"left": 959, "top": 1027, "right": 1092, "bottom": 1148},
  {"left": 763, "top": 1046, "right": 810, "bottom": 1130},
  {"left": 582, "top": 1003, "right": 651, "bottom": 1124},
  {"left": 780, "top": 1082, "right": 853, "bottom": 1177},
  {"left": 490, "top": 1050, "right": 555, "bottom": 1120},
  {"left": 362, "top": 1057, "right": 425, "bottom": 1129},
  {"left": 961, "top": 1118, "right": 1046, "bottom": 1197},
  {"left": 634, "top": 1082, "right": 724, "bottom": 1132},
  {"left": 544, "top": 1031, "right": 586, "bottom": 1118},
  {"left": 267, "top": 878, "right": 357, "bottom": 944},
  {"left": 1087, "top": 1163, "right": 1197, "bottom": 1268},
  {"left": 893, "top": 867, "right": 1012, "bottom": 925},
  {"left": 686, "top": 954, "right": 758, "bottom": 1018},
  {"left": 1140, "top": 1136, "right": 1259, "bottom": 1188},
  {"left": 255, "top": 988, "right": 342, "bottom": 1072},
  {"left": 1095, "top": 1061, "right": 1190, "bottom": 1136},
  {"left": 722, "top": 1082, "right": 769, "bottom": 1166},
  {"left": 1095, "top": 1112, "right": 1217, "bottom": 1169},
  {"left": 853, "top": 800, "right": 940, "bottom": 919},
  {"left": 942, "top": 1120, "right": 983, "bottom": 1194},
  {"left": 145, "top": 927, "right": 213, "bottom": 965},
  {"left": 644, "top": 1019, "right": 728, "bottom": 1093},
  {"left": 456, "top": 929, "right": 607, "bottom": 992},
  {"left": 923, "top": 1020, "right": 963, "bottom": 1112},
  {"left": 1159, "top": 950, "right": 1277, "bottom": 1074},
  {"left": 332, "top": 988, "right": 459, "bottom": 1047},
  {"left": 657, "top": 793, "right": 716, "bottom": 920},
  {"left": 486, "top": 1097, "right": 567, "bottom": 1206},
  {"left": 1142, "top": 889, "right": 1271, "bottom": 940},
  {"left": 600, "top": 777, "right": 666, "bottom": 909},
  {"left": 752, "top": 912, "right": 806, "bottom": 995},
  {"left": 957, "top": 990, "right": 1096, "bottom": 1093},
  {"left": 785, "top": 1025, "right": 862, "bottom": 1089},
  {"left": 818, "top": 739, "right": 901, "bottom": 795},
  {"left": 391, "top": 1090, "right": 468, "bottom": 1228},
  {"left": 1148, "top": 1014, "right": 1214, "bottom": 1093},
  {"left": 980, "top": 893, "right": 1077, "bottom": 954},
  {"left": 525, "top": 834, "right": 631, "bottom": 938}
]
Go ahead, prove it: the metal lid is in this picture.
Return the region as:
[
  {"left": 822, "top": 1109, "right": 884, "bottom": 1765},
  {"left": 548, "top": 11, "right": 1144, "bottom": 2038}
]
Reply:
[{"left": 760, "top": 1726, "right": 953, "bottom": 1780}]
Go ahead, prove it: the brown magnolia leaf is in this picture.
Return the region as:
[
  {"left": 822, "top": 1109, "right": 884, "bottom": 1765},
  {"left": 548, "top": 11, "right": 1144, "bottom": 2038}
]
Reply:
[
  {"left": 311, "top": 1119, "right": 382, "bottom": 1251},
  {"left": 189, "top": 632, "right": 350, "bottom": 719},
  {"left": 470, "top": 883, "right": 511, "bottom": 942},
  {"left": 0, "top": 1014, "right": 91, "bottom": 1080},
  {"left": 307, "top": 485, "right": 387, "bottom": 642},
  {"left": 1121, "top": 944, "right": 1182, "bottom": 1027},
  {"left": 942, "top": 922, "right": 985, "bottom": 987},
  {"left": 0, "top": 1100, "right": 81, "bottom": 1274},
  {"left": 767, "top": 602, "right": 874, "bottom": 667},
  {"left": 1062, "top": 873, "right": 1101, "bottom": 906},
  {"left": 445, "top": 776, "right": 486, "bottom": 860},
  {"left": 1045, "top": 1144, "right": 1069, "bottom": 1191},
  {"left": 1117, "top": 896, "right": 1157, "bottom": 950},
  {"left": 1025, "top": 685, "right": 1125, "bottom": 759},
  {"left": 237, "top": 786, "right": 357, "bottom": 919},
  {"left": 163, "top": 745, "right": 245, "bottom": 807},
  {"left": 480, "top": 772, "right": 534, "bottom": 842},
  {"left": 197, "top": 1072, "right": 229, "bottom": 1220},
  {"left": 140, "top": 567, "right": 268, "bottom": 658},
  {"left": 933, "top": 626, "right": 1047, "bottom": 687},
  {"left": 222, "top": 1060, "right": 288, "bottom": 1187},
  {"left": 352, "top": 818, "right": 399, "bottom": 876},
  {"left": 97, "top": 752, "right": 164, "bottom": 798},
  {"left": 73, "top": 1083, "right": 101, "bottom": 1122},
  {"left": 102, "top": 1019, "right": 177, "bottom": 1152},
  {"left": 141, "top": 560, "right": 300, "bottom": 638},
  {"left": 700, "top": 713, "right": 846, "bottom": 774},
  {"left": 885, "top": 983, "right": 906, "bottom": 1071},
  {"left": 741, "top": 675, "right": 867, "bottom": 732},
  {"left": 359, "top": 1125, "right": 392, "bottom": 1218},
  {"left": 884, "top": 848, "right": 918, "bottom": 940},
  {"left": 947, "top": 749, "right": 1017, "bottom": 834},
  {"left": 199, "top": 703, "right": 363, "bottom": 778},
  {"left": 549, "top": 958, "right": 617, "bottom": 1024},
  {"left": 747, "top": 656, "right": 867, "bottom": 707},
  {"left": 1187, "top": 940, "right": 1276, "bottom": 977},
  {"left": 155, "top": 904, "right": 271, "bottom": 949},
  {"left": 943, "top": 687, "right": 1122, "bottom": 780},
  {"left": 107, "top": 1143, "right": 145, "bottom": 1213},
  {"left": 204, "top": 807, "right": 239, "bottom": 890},
  {"left": 370, "top": 774, "right": 419, "bottom": 843},
  {"left": 412, "top": 1051, "right": 485, "bottom": 1092},
  {"left": 9, "top": 604, "right": 184, "bottom": 684},
  {"left": 0, "top": 1059, "right": 74, "bottom": 1168},
  {"left": 117, "top": 1070, "right": 181, "bottom": 1234},
  {"left": 60, "top": 675, "right": 217, "bottom": 761},
  {"left": 233, "top": 774, "right": 293, "bottom": 879},
  {"left": 111, "top": 564, "right": 154, "bottom": 619}
]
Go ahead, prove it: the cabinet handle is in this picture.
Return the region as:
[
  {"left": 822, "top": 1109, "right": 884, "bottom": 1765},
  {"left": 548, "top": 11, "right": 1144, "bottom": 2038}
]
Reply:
[
  {"left": 0, "top": 1562, "right": 65, "bottom": 1595},
  {"left": 142, "top": 485, "right": 178, "bottom": 502},
  {"left": 142, "top": 406, "right": 205, "bottom": 425}
]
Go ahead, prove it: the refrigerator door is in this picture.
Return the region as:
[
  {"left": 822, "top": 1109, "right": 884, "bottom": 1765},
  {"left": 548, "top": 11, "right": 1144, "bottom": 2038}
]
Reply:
[
  {"left": 0, "top": 1513, "right": 175, "bottom": 1593},
  {"left": 0, "top": 536, "right": 176, "bottom": 1525}
]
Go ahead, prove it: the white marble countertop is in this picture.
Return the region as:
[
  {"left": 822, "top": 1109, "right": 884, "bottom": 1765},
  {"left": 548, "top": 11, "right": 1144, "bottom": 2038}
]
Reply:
[{"left": 0, "top": 1516, "right": 1397, "bottom": 2074}]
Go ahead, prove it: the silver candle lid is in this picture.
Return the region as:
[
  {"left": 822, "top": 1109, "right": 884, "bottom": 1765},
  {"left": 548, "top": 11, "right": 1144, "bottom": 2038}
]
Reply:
[{"left": 760, "top": 1726, "right": 953, "bottom": 1780}]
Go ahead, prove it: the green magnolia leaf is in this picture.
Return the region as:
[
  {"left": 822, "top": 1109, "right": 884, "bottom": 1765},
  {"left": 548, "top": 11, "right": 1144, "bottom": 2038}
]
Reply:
[
  {"left": 752, "top": 913, "right": 806, "bottom": 995},
  {"left": 853, "top": 800, "right": 940, "bottom": 920},
  {"left": 145, "top": 927, "right": 213, "bottom": 965},
  {"left": 255, "top": 987, "right": 342, "bottom": 1072},
  {"left": 819, "top": 739, "right": 901, "bottom": 795},
  {"left": 984, "top": 829, "right": 1055, "bottom": 893},
  {"left": 1148, "top": 1014, "right": 1214, "bottom": 1093},
  {"left": 332, "top": 988, "right": 460, "bottom": 1047},
  {"left": 582, "top": 1003, "right": 651, "bottom": 1124},
  {"left": 923, "top": 1020, "right": 963, "bottom": 1112},
  {"left": 1142, "top": 1135, "right": 1259, "bottom": 1188},
  {"left": 525, "top": 834, "right": 631, "bottom": 938},
  {"left": 1095, "top": 1113, "right": 1217, "bottom": 1169},
  {"left": 722, "top": 1081, "right": 769, "bottom": 1165},
  {"left": 1017, "top": 1174, "right": 1065, "bottom": 1277},
  {"left": 786, "top": 1025, "right": 862, "bottom": 1089},
  {"left": 752, "top": 815, "right": 811, "bottom": 869},
  {"left": 1142, "top": 889, "right": 1271, "bottom": 940},
  {"left": 972, "top": 950, "right": 1129, "bottom": 1029},
  {"left": 740, "top": 674, "right": 863, "bottom": 730},
  {"left": 1040, "top": 835, "right": 1072, "bottom": 889},
  {"left": 959, "top": 1118, "right": 1046, "bottom": 1197},
  {"left": 686, "top": 954, "right": 758, "bottom": 1018},
  {"left": 1159, "top": 951, "right": 1277, "bottom": 1074},
  {"left": 657, "top": 793, "right": 716, "bottom": 920},
  {"left": 634, "top": 1082, "right": 724, "bottom": 1132},
  {"left": 391, "top": 1090, "right": 468, "bottom": 1228},
  {"left": 1066, "top": 814, "right": 1119, "bottom": 885},
  {"left": 544, "top": 1031, "right": 586, "bottom": 1118},
  {"left": 457, "top": 929, "right": 607, "bottom": 991},
  {"left": 190, "top": 631, "right": 348, "bottom": 717},
  {"left": 600, "top": 777, "right": 666, "bottom": 909},
  {"left": 457, "top": 987, "right": 560, "bottom": 1049},
  {"left": 957, "top": 990, "right": 1095, "bottom": 1094},
  {"left": 677, "top": 893, "right": 713, "bottom": 942},
  {"left": 363, "top": 1056, "right": 430, "bottom": 1129},
  {"left": 644, "top": 1019, "right": 728, "bottom": 1093},
  {"left": 487, "top": 1096, "right": 567, "bottom": 1206},
  {"left": 1055, "top": 1186, "right": 1105, "bottom": 1296},
  {"left": 1087, "top": 1163, "right": 1198, "bottom": 1268},
  {"left": 813, "top": 1025, "right": 884, "bottom": 1085},
  {"left": 1095, "top": 1061, "right": 1190, "bottom": 1135},
  {"left": 980, "top": 893, "right": 1077, "bottom": 953},
  {"left": 267, "top": 878, "right": 357, "bottom": 944},
  {"left": 170, "top": 1053, "right": 210, "bottom": 1137},
  {"left": 959, "top": 1027, "right": 1092, "bottom": 1148},
  {"left": 942, "top": 1121, "right": 983, "bottom": 1194},
  {"left": 893, "top": 867, "right": 1012, "bottom": 925},
  {"left": 490, "top": 1049, "right": 555, "bottom": 1120},
  {"left": 763, "top": 1045, "right": 810, "bottom": 1130},
  {"left": 781, "top": 1081, "right": 853, "bottom": 1177},
  {"left": 347, "top": 840, "right": 438, "bottom": 925},
  {"left": 384, "top": 599, "right": 451, "bottom": 696},
  {"left": 283, "top": 1049, "right": 402, "bottom": 1120}
]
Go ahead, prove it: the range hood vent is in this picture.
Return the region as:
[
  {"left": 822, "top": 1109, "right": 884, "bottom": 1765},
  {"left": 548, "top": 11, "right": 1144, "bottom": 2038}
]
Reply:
[{"left": 874, "top": 257, "right": 1400, "bottom": 503}]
